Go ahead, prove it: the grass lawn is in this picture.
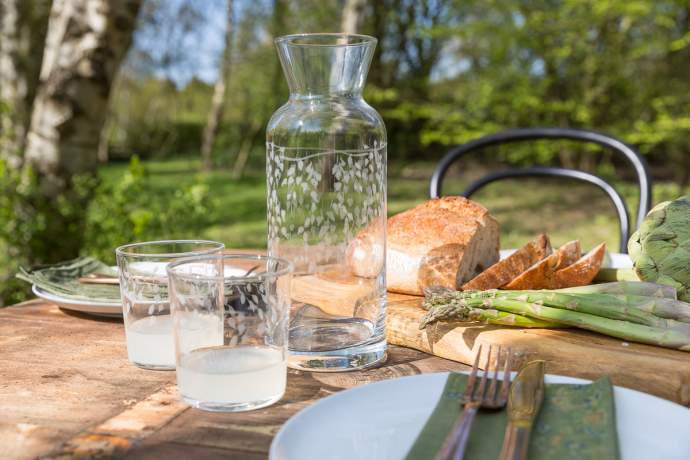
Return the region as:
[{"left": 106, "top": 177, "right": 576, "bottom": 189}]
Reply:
[{"left": 99, "top": 157, "right": 690, "bottom": 253}]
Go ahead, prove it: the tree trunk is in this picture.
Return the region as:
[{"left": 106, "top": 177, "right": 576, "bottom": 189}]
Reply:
[
  {"left": 0, "top": 0, "right": 52, "bottom": 167},
  {"left": 25, "top": 0, "right": 141, "bottom": 187},
  {"left": 233, "top": 0, "right": 285, "bottom": 179},
  {"left": 232, "top": 122, "right": 262, "bottom": 179},
  {"left": 340, "top": 0, "right": 366, "bottom": 34},
  {"left": 96, "top": 114, "right": 112, "bottom": 164},
  {"left": 270, "top": 0, "right": 287, "bottom": 106},
  {"left": 200, "top": 0, "right": 234, "bottom": 172},
  {"left": 313, "top": 0, "right": 367, "bottom": 192},
  {"left": 22, "top": 0, "right": 142, "bottom": 262}
]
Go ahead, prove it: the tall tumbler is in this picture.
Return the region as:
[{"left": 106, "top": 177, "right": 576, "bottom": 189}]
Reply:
[{"left": 267, "top": 33, "right": 387, "bottom": 371}]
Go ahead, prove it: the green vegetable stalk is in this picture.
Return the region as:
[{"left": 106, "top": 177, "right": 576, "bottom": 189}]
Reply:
[
  {"left": 420, "top": 293, "right": 561, "bottom": 329},
  {"left": 495, "top": 291, "right": 690, "bottom": 331},
  {"left": 559, "top": 281, "right": 677, "bottom": 299},
  {"left": 466, "top": 297, "right": 690, "bottom": 351},
  {"left": 421, "top": 282, "right": 690, "bottom": 351}
]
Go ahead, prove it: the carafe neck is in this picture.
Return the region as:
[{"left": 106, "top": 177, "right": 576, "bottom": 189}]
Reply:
[{"left": 275, "top": 33, "right": 376, "bottom": 99}]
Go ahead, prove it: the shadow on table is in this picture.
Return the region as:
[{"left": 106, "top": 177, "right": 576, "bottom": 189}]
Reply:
[{"left": 59, "top": 307, "right": 123, "bottom": 324}]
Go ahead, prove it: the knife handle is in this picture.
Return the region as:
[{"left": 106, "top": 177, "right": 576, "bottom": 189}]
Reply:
[{"left": 499, "top": 424, "right": 532, "bottom": 460}]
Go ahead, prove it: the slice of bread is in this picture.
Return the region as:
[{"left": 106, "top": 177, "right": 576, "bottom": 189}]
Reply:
[
  {"left": 503, "top": 240, "right": 581, "bottom": 290},
  {"left": 553, "top": 243, "right": 606, "bottom": 288},
  {"left": 347, "top": 196, "right": 500, "bottom": 295},
  {"left": 462, "top": 234, "right": 552, "bottom": 291}
]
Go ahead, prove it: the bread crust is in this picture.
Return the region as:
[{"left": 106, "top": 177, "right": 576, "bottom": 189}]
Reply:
[
  {"left": 462, "top": 234, "right": 551, "bottom": 291},
  {"left": 553, "top": 243, "right": 606, "bottom": 288},
  {"left": 503, "top": 240, "right": 581, "bottom": 290},
  {"left": 347, "top": 196, "right": 499, "bottom": 295}
]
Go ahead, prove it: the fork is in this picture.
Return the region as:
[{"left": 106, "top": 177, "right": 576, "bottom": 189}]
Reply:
[{"left": 435, "top": 344, "right": 513, "bottom": 460}]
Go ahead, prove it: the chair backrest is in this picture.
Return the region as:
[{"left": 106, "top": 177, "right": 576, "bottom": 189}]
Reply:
[{"left": 429, "top": 128, "right": 653, "bottom": 253}]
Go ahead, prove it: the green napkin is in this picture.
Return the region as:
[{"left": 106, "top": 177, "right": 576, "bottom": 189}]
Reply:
[
  {"left": 406, "top": 373, "right": 619, "bottom": 460},
  {"left": 17, "top": 257, "right": 121, "bottom": 302}
]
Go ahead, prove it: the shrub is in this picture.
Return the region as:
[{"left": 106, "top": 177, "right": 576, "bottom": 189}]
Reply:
[
  {"left": 0, "top": 156, "right": 216, "bottom": 305},
  {"left": 0, "top": 161, "right": 97, "bottom": 305},
  {"left": 83, "top": 156, "right": 215, "bottom": 264}
]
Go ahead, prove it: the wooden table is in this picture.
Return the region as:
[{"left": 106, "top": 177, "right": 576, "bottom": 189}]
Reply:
[{"left": 0, "top": 300, "right": 466, "bottom": 459}]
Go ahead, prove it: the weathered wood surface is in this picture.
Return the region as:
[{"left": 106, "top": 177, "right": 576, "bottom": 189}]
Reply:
[
  {"left": 0, "top": 301, "right": 464, "bottom": 460},
  {"left": 386, "top": 293, "right": 690, "bottom": 406}
]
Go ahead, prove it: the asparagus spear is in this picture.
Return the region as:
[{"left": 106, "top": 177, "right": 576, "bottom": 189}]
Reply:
[
  {"left": 420, "top": 295, "right": 560, "bottom": 329},
  {"left": 606, "top": 295, "right": 690, "bottom": 323},
  {"left": 432, "top": 285, "right": 690, "bottom": 324},
  {"left": 456, "top": 296, "right": 690, "bottom": 350},
  {"left": 492, "top": 291, "right": 690, "bottom": 331},
  {"left": 559, "top": 281, "right": 677, "bottom": 299},
  {"left": 478, "top": 297, "right": 690, "bottom": 350}
]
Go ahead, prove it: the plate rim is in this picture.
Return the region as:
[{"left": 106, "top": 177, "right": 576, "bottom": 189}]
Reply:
[{"left": 32, "top": 284, "right": 122, "bottom": 308}]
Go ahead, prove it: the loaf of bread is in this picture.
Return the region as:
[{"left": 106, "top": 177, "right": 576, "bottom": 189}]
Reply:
[{"left": 347, "top": 197, "right": 499, "bottom": 295}]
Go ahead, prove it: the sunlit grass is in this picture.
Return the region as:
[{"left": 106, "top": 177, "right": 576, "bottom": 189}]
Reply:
[{"left": 99, "top": 157, "right": 689, "bottom": 253}]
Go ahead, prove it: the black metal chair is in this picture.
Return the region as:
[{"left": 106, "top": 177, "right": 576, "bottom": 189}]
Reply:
[{"left": 429, "top": 128, "right": 652, "bottom": 253}]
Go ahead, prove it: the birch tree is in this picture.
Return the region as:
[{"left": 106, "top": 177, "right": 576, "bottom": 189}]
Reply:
[
  {"left": 25, "top": 0, "right": 142, "bottom": 193},
  {"left": 200, "top": 0, "right": 234, "bottom": 172},
  {"left": 0, "top": 0, "right": 52, "bottom": 166},
  {"left": 20, "top": 0, "right": 142, "bottom": 262},
  {"left": 340, "top": 0, "right": 366, "bottom": 34}
]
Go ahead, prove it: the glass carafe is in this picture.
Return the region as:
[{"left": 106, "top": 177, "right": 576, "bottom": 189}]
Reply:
[{"left": 267, "top": 33, "right": 386, "bottom": 371}]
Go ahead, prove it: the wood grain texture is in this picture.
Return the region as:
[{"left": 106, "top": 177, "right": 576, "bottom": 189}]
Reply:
[
  {"left": 0, "top": 301, "right": 463, "bottom": 459},
  {"left": 4, "top": 289, "right": 689, "bottom": 459},
  {"left": 385, "top": 293, "right": 690, "bottom": 405}
]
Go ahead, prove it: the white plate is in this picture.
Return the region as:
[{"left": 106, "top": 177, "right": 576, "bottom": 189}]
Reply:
[
  {"left": 500, "top": 249, "right": 632, "bottom": 269},
  {"left": 270, "top": 372, "right": 690, "bottom": 460},
  {"left": 32, "top": 285, "right": 122, "bottom": 318}
]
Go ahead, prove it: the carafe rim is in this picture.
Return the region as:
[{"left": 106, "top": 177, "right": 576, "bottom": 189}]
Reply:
[{"left": 275, "top": 33, "right": 377, "bottom": 48}]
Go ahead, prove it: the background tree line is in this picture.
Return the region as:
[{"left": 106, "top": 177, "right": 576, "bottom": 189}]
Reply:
[
  {"left": 106, "top": 0, "right": 689, "bottom": 179},
  {"left": 0, "top": 0, "right": 689, "bottom": 304}
]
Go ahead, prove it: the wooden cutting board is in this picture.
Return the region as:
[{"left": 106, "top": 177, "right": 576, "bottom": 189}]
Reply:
[
  {"left": 288, "top": 270, "right": 690, "bottom": 405},
  {"left": 385, "top": 292, "right": 690, "bottom": 406}
]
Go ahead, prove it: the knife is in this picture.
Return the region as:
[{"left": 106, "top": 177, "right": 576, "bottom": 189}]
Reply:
[
  {"left": 78, "top": 273, "right": 120, "bottom": 285},
  {"left": 499, "top": 360, "right": 546, "bottom": 460}
]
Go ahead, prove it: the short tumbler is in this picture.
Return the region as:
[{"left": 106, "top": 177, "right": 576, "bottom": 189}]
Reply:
[
  {"left": 167, "top": 254, "right": 293, "bottom": 412},
  {"left": 116, "top": 240, "right": 225, "bottom": 370}
]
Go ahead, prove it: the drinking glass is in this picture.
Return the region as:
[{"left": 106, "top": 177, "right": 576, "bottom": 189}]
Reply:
[
  {"left": 267, "top": 33, "right": 387, "bottom": 372},
  {"left": 167, "top": 254, "right": 293, "bottom": 412},
  {"left": 115, "top": 240, "right": 225, "bottom": 370}
]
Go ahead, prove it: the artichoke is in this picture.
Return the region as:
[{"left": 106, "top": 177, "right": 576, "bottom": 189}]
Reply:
[{"left": 628, "top": 196, "right": 690, "bottom": 301}]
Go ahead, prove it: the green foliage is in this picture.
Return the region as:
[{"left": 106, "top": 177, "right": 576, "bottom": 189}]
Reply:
[
  {"left": 83, "top": 156, "right": 216, "bottom": 264},
  {"left": 0, "top": 160, "right": 97, "bottom": 304},
  {"left": 106, "top": 78, "right": 210, "bottom": 159},
  {"left": 370, "top": 0, "right": 690, "bottom": 173},
  {"left": 0, "top": 156, "right": 217, "bottom": 304},
  {"left": 112, "top": 0, "right": 689, "bottom": 177},
  {"left": 4, "top": 0, "right": 690, "bottom": 307}
]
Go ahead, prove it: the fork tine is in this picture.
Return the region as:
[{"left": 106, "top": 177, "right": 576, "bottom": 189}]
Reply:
[
  {"left": 473, "top": 345, "right": 492, "bottom": 401},
  {"left": 486, "top": 345, "right": 501, "bottom": 403},
  {"left": 498, "top": 348, "right": 513, "bottom": 403},
  {"left": 464, "top": 344, "right": 482, "bottom": 399}
]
